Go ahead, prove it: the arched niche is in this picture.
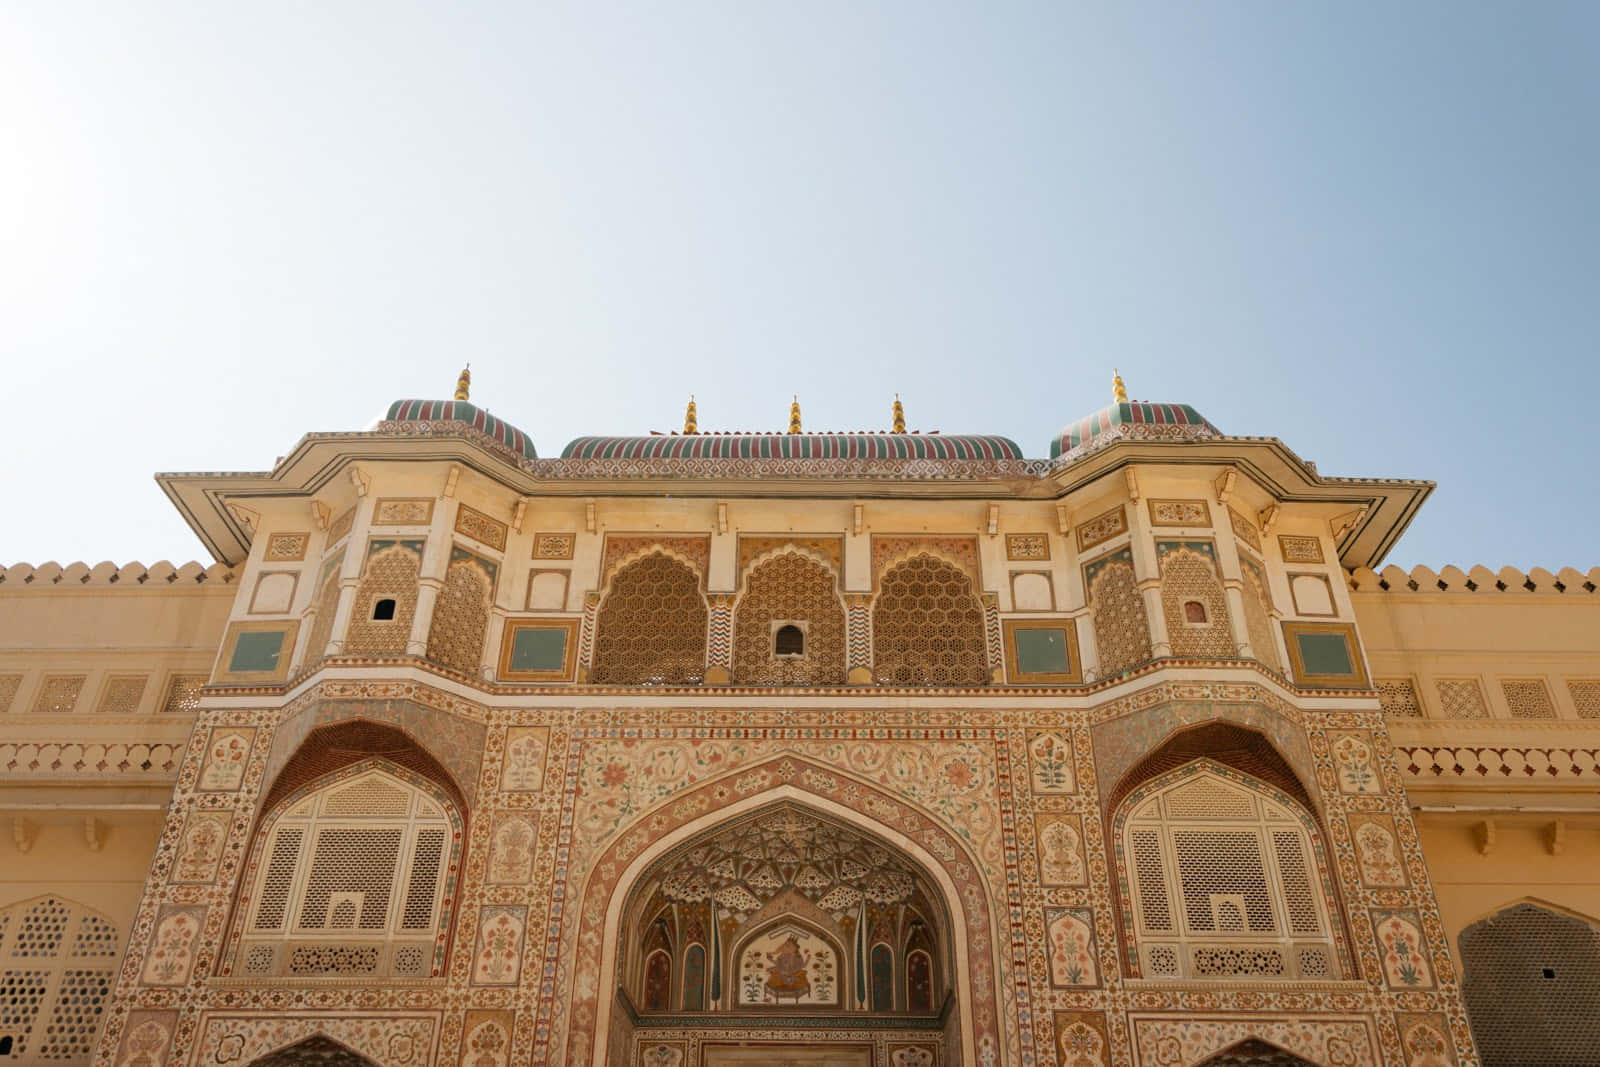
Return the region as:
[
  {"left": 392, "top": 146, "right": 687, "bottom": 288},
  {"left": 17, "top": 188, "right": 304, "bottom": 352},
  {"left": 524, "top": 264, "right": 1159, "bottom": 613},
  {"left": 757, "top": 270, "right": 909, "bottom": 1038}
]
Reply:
[
  {"left": 615, "top": 801, "right": 950, "bottom": 1015},
  {"left": 1460, "top": 900, "right": 1600, "bottom": 1066},
  {"left": 247, "top": 1035, "right": 379, "bottom": 1067},
  {"left": 591, "top": 551, "right": 709, "bottom": 685}
]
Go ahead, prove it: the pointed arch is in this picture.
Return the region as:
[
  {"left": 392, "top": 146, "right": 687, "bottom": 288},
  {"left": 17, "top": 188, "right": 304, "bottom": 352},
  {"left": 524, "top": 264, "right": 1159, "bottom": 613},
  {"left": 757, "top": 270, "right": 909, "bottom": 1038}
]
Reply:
[
  {"left": 247, "top": 1034, "right": 379, "bottom": 1067},
  {"left": 425, "top": 549, "right": 495, "bottom": 675},
  {"left": 1111, "top": 757, "right": 1348, "bottom": 981},
  {"left": 343, "top": 542, "right": 421, "bottom": 656},
  {"left": 591, "top": 551, "right": 709, "bottom": 684},
  {"left": 872, "top": 553, "right": 988, "bottom": 685},
  {"left": 732, "top": 546, "right": 846, "bottom": 685},
  {"left": 0, "top": 895, "right": 120, "bottom": 1065},
  {"left": 1460, "top": 899, "right": 1600, "bottom": 1065},
  {"left": 1195, "top": 1037, "right": 1318, "bottom": 1066},
  {"left": 227, "top": 752, "right": 464, "bottom": 980},
  {"left": 582, "top": 760, "right": 999, "bottom": 1066}
]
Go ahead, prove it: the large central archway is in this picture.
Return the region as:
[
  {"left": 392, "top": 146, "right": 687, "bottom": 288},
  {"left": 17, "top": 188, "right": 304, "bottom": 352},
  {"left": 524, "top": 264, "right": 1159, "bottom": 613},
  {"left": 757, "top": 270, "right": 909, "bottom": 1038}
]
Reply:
[{"left": 585, "top": 763, "right": 997, "bottom": 1067}]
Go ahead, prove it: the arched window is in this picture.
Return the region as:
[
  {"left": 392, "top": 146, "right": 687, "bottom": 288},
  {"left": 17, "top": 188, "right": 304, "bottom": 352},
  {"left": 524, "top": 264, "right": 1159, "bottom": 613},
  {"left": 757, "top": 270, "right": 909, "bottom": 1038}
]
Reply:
[
  {"left": 1461, "top": 902, "right": 1600, "bottom": 1066},
  {"left": 236, "top": 764, "right": 460, "bottom": 979},
  {"left": 732, "top": 551, "right": 844, "bottom": 685},
  {"left": 0, "top": 897, "right": 119, "bottom": 1065},
  {"left": 1118, "top": 766, "right": 1339, "bottom": 980},
  {"left": 591, "top": 553, "right": 708, "bottom": 685},
  {"left": 873, "top": 554, "right": 988, "bottom": 686}
]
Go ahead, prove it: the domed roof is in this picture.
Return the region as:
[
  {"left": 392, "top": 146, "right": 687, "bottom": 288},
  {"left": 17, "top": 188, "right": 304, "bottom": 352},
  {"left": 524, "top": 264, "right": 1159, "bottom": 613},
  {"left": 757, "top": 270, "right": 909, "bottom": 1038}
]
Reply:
[
  {"left": 384, "top": 399, "right": 538, "bottom": 459},
  {"left": 1050, "top": 401, "right": 1219, "bottom": 461},
  {"left": 560, "top": 432, "right": 1022, "bottom": 461}
]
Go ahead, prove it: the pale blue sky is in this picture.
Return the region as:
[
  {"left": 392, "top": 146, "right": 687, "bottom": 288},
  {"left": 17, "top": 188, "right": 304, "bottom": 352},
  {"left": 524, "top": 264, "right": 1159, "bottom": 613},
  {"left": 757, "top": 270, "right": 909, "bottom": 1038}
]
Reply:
[{"left": 3, "top": 3, "right": 1596, "bottom": 568}]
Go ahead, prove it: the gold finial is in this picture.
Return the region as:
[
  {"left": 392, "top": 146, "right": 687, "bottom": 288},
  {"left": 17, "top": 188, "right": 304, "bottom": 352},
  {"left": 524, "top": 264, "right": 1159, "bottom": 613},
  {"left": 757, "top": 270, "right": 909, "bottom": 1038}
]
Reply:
[
  {"left": 684, "top": 395, "right": 698, "bottom": 435},
  {"left": 788, "top": 395, "right": 802, "bottom": 434},
  {"left": 1112, "top": 367, "right": 1128, "bottom": 404},
  {"left": 891, "top": 393, "right": 905, "bottom": 434},
  {"left": 454, "top": 364, "right": 472, "bottom": 402}
]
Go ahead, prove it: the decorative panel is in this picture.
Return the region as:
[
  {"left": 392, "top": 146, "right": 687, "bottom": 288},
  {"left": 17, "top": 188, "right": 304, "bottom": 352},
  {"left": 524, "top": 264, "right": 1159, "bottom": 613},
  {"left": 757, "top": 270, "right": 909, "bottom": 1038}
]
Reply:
[
  {"left": 1002, "top": 619, "right": 1081, "bottom": 684},
  {"left": 498, "top": 620, "right": 580, "bottom": 682},
  {"left": 1282, "top": 622, "right": 1368, "bottom": 688},
  {"left": 373, "top": 498, "right": 435, "bottom": 525},
  {"left": 160, "top": 673, "right": 207, "bottom": 714},
  {"left": 1075, "top": 505, "right": 1127, "bottom": 552},
  {"left": 532, "top": 533, "right": 576, "bottom": 560},
  {"left": 1004, "top": 534, "right": 1049, "bottom": 561},
  {"left": 1569, "top": 680, "right": 1600, "bottom": 720},
  {"left": 216, "top": 621, "right": 300, "bottom": 683},
  {"left": 1435, "top": 677, "right": 1490, "bottom": 719},
  {"left": 1501, "top": 678, "right": 1557, "bottom": 719},
  {"left": 30, "top": 675, "right": 84, "bottom": 715},
  {"left": 453, "top": 504, "right": 508, "bottom": 551},
  {"left": 1377, "top": 678, "right": 1424, "bottom": 718},
  {"left": 94, "top": 674, "right": 148, "bottom": 715},
  {"left": 1277, "top": 535, "right": 1324, "bottom": 563},
  {"left": 264, "top": 532, "right": 310, "bottom": 561},
  {"left": 1147, "top": 499, "right": 1210, "bottom": 526},
  {"left": 1084, "top": 549, "right": 1151, "bottom": 675},
  {"left": 1228, "top": 508, "right": 1262, "bottom": 552}
]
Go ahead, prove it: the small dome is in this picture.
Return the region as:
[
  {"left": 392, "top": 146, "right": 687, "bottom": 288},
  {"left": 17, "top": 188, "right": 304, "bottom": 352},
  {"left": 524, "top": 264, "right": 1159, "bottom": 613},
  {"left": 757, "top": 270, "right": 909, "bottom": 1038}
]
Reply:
[
  {"left": 383, "top": 399, "right": 537, "bottom": 459},
  {"left": 1050, "top": 402, "right": 1219, "bottom": 461}
]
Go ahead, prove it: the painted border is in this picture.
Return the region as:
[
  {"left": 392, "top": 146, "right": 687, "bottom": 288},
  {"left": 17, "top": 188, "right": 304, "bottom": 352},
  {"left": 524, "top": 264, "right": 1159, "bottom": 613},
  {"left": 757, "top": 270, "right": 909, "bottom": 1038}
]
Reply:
[
  {"left": 1282, "top": 621, "right": 1369, "bottom": 689},
  {"left": 497, "top": 618, "right": 581, "bottom": 682},
  {"left": 1002, "top": 618, "right": 1082, "bottom": 684}
]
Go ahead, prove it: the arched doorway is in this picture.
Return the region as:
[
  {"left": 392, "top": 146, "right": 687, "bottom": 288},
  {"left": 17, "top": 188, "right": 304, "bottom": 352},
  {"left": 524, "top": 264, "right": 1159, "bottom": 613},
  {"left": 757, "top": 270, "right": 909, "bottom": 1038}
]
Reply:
[
  {"left": 1195, "top": 1038, "right": 1317, "bottom": 1066},
  {"left": 247, "top": 1035, "right": 378, "bottom": 1067},
  {"left": 1460, "top": 901, "right": 1600, "bottom": 1066},
  {"left": 616, "top": 801, "right": 953, "bottom": 1016}
]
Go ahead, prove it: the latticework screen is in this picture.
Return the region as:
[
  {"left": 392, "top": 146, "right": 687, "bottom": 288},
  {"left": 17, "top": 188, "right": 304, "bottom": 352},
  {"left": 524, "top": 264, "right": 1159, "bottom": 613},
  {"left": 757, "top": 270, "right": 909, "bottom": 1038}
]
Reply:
[
  {"left": 0, "top": 899, "right": 119, "bottom": 1065},
  {"left": 1122, "top": 770, "right": 1337, "bottom": 980},
  {"left": 732, "top": 553, "right": 846, "bottom": 685},
  {"left": 426, "top": 557, "right": 494, "bottom": 675},
  {"left": 591, "top": 554, "right": 709, "bottom": 685},
  {"left": 1461, "top": 903, "right": 1600, "bottom": 1066},
  {"left": 1160, "top": 549, "right": 1235, "bottom": 659},
  {"left": 240, "top": 767, "right": 454, "bottom": 978},
  {"left": 871, "top": 555, "right": 988, "bottom": 686},
  {"left": 1088, "top": 558, "right": 1152, "bottom": 675},
  {"left": 343, "top": 545, "right": 421, "bottom": 656}
]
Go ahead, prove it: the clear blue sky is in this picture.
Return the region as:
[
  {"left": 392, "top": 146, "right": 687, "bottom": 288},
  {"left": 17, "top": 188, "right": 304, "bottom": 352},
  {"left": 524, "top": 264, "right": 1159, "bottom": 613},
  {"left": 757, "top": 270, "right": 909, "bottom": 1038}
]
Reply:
[{"left": 3, "top": 3, "right": 1596, "bottom": 568}]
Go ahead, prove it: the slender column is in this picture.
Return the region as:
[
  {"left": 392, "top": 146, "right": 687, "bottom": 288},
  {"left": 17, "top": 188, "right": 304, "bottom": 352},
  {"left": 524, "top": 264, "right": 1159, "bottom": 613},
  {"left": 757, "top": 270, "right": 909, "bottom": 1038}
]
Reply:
[
  {"left": 845, "top": 594, "right": 873, "bottom": 685},
  {"left": 1211, "top": 529, "right": 1256, "bottom": 658},
  {"left": 1126, "top": 501, "right": 1171, "bottom": 658},
  {"left": 704, "top": 594, "right": 735, "bottom": 685},
  {"left": 407, "top": 503, "right": 457, "bottom": 656},
  {"left": 323, "top": 497, "right": 377, "bottom": 656}
]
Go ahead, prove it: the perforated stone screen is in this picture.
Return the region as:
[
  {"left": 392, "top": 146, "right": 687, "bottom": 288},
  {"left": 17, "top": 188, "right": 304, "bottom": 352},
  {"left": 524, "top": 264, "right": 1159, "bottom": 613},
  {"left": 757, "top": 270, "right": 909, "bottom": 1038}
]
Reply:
[
  {"left": 0, "top": 899, "right": 118, "bottom": 1065},
  {"left": 1461, "top": 903, "right": 1600, "bottom": 1066}
]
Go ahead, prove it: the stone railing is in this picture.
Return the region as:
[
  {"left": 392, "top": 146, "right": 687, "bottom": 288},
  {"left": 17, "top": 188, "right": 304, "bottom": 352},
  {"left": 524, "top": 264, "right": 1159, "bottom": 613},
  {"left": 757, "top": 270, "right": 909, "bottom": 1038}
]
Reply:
[
  {"left": 0, "top": 561, "right": 234, "bottom": 587},
  {"left": 0, "top": 742, "right": 184, "bottom": 776},
  {"left": 1395, "top": 745, "right": 1600, "bottom": 782},
  {"left": 1349, "top": 564, "right": 1598, "bottom": 595}
]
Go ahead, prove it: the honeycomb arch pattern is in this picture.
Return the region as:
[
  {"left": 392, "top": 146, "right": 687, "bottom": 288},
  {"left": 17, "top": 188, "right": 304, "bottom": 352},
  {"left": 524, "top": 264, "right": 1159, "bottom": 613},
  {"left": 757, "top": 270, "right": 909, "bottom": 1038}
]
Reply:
[
  {"left": 344, "top": 545, "right": 420, "bottom": 656},
  {"left": 871, "top": 554, "right": 988, "bottom": 686},
  {"left": 1160, "top": 548, "right": 1235, "bottom": 659},
  {"left": 591, "top": 553, "right": 709, "bottom": 685},
  {"left": 426, "top": 556, "right": 494, "bottom": 675},
  {"left": 1238, "top": 558, "right": 1283, "bottom": 674},
  {"left": 1461, "top": 902, "right": 1600, "bottom": 1066},
  {"left": 732, "top": 552, "right": 846, "bottom": 685},
  {"left": 0, "top": 898, "right": 119, "bottom": 1065},
  {"left": 301, "top": 552, "right": 345, "bottom": 666},
  {"left": 1089, "top": 559, "right": 1152, "bottom": 675}
]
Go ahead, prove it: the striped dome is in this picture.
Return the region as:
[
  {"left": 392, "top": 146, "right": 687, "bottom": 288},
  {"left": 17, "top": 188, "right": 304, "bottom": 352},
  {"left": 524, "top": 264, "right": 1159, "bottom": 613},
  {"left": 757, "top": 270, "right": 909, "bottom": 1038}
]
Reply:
[
  {"left": 1051, "top": 403, "right": 1219, "bottom": 460},
  {"left": 561, "top": 433, "right": 1023, "bottom": 461},
  {"left": 384, "top": 400, "right": 538, "bottom": 459}
]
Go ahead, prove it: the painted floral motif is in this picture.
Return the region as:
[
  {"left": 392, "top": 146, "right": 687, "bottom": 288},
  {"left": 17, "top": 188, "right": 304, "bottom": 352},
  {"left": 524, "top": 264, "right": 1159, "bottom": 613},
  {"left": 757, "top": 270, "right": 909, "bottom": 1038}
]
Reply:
[
  {"left": 1402, "top": 1021, "right": 1453, "bottom": 1067},
  {"left": 487, "top": 816, "right": 536, "bottom": 884},
  {"left": 463, "top": 1019, "right": 509, "bottom": 1067},
  {"left": 1355, "top": 818, "right": 1406, "bottom": 886},
  {"left": 198, "top": 729, "right": 251, "bottom": 791},
  {"left": 198, "top": 1016, "right": 434, "bottom": 1066},
  {"left": 140, "top": 908, "right": 202, "bottom": 985},
  {"left": 1045, "top": 909, "right": 1096, "bottom": 987},
  {"left": 118, "top": 1019, "right": 172, "bottom": 1067},
  {"left": 1331, "top": 733, "right": 1381, "bottom": 794},
  {"left": 501, "top": 728, "right": 547, "bottom": 791},
  {"left": 737, "top": 924, "right": 837, "bottom": 1006},
  {"left": 172, "top": 813, "right": 228, "bottom": 883},
  {"left": 1377, "top": 911, "right": 1433, "bottom": 988},
  {"left": 1132, "top": 1018, "right": 1375, "bottom": 1067},
  {"left": 1029, "top": 732, "right": 1075, "bottom": 794},
  {"left": 890, "top": 1047, "right": 935, "bottom": 1067},
  {"left": 472, "top": 907, "right": 526, "bottom": 985},
  {"left": 1038, "top": 815, "right": 1085, "bottom": 886},
  {"left": 1057, "top": 1021, "right": 1107, "bottom": 1067},
  {"left": 640, "top": 1045, "right": 684, "bottom": 1067}
]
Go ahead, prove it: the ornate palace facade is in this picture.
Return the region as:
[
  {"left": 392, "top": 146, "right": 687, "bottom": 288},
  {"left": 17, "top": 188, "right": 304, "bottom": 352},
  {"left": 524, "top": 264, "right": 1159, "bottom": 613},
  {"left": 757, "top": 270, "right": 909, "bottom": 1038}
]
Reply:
[{"left": 1, "top": 372, "right": 1597, "bottom": 1067}]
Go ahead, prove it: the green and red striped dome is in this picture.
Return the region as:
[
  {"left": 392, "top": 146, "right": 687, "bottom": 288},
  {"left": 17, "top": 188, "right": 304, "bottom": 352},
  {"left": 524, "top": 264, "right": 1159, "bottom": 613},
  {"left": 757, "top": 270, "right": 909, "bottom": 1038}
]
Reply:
[
  {"left": 384, "top": 400, "right": 538, "bottom": 459},
  {"left": 560, "top": 433, "right": 1023, "bottom": 461},
  {"left": 1050, "top": 402, "right": 1219, "bottom": 460}
]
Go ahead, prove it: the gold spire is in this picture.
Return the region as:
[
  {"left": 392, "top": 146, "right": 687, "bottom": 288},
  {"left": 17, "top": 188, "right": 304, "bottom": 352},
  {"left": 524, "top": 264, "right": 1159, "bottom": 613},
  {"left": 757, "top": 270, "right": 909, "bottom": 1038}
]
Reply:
[
  {"left": 788, "top": 395, "right": 802, "bottom": 434},
  {"left": 1112, "top": 368, "right": 1128, "bottom": 404},
  {"left": 684, "top": 395, "right": 698, "bottom": 435},
  {"left": 891, "top": 393, "right": 905, "bottom": 434},
  {"left": 454, "top": 364, "right": 472, "bottom": 402}
]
